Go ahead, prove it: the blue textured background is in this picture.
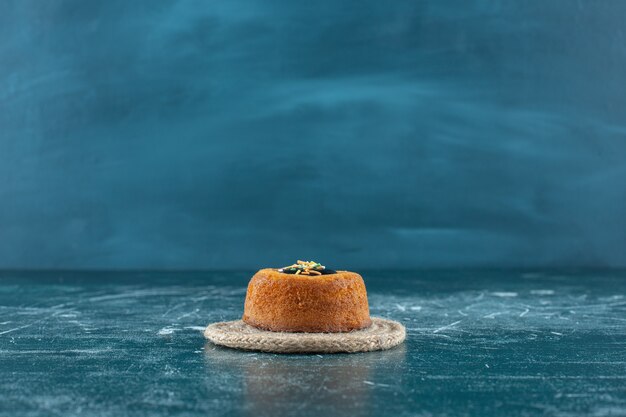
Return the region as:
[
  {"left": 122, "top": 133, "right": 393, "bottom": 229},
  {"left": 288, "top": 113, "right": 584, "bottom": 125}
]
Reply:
[{"left": 1, "top": 1, "right": 625, "bottom": 269}]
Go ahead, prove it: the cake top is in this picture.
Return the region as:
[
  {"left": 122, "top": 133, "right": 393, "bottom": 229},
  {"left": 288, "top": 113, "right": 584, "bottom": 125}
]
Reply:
[{"left": 277, "top": 260, "right": 337, "bottom": 275}]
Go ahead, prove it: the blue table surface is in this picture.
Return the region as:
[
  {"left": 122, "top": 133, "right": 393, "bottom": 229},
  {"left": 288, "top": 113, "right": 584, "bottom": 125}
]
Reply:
[{"left": 1, "top": 269, "right": 625, "bottom": 417}]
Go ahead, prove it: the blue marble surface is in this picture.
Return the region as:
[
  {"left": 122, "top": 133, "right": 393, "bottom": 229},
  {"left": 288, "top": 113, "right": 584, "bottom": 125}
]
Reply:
[{"left": 1, "top": 270, "right": 625, "bottom": 416}]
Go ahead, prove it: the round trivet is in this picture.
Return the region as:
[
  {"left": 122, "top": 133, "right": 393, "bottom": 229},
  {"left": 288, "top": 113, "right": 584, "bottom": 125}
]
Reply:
[{"left": 204, "top": 317, "right": 405, "bottom": 353}]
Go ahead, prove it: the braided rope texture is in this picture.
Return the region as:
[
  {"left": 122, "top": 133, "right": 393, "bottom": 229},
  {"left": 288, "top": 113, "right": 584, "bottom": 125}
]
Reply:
[{"left": 204, "top": 317, "right": 405, "bottom": 353}]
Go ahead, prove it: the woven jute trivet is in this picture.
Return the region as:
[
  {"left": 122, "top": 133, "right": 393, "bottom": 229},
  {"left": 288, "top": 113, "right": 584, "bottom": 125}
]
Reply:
[{"left": 204, "top": 317, "right": 405, "bottom": 353}]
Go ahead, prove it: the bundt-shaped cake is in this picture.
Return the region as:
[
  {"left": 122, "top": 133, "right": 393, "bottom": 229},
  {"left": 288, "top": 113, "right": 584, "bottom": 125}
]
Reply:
[{"left": 242, "top": 261, "right": 372, "bottom": 333}]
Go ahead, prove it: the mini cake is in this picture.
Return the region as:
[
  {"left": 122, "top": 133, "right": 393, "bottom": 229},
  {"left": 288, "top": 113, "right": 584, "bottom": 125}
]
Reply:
[{"left": 242, "top": 260, "right": 372, "bottom": 333}]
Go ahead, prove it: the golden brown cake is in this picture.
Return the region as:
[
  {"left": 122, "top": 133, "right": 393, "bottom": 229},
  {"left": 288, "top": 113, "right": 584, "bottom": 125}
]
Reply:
[{"left": 242, "top": 261, "right": 372, "bottom": 333}]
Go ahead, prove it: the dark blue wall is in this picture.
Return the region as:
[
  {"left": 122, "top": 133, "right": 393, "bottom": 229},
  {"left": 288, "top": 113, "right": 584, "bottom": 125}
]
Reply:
[{"left": 1, "top": 1, "right": 625, "bottom": 269}]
